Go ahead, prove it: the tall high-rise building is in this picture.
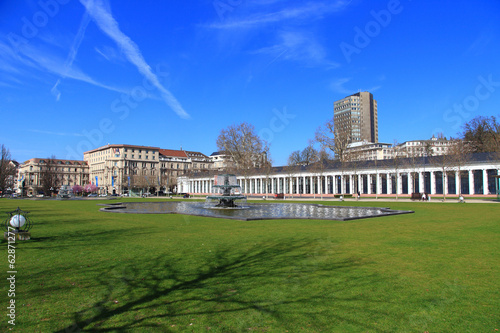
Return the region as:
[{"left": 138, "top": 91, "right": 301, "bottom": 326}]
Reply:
[{"left": 333, "top": 91, "right": 378, "bottom": 143}]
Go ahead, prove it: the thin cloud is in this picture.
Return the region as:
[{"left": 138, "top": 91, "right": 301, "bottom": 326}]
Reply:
[
  {"left": 0, "top": 39, "right": 130, "bottom": 95},
  {"left": 330, "top": 77, "right": 354, "bottom": 95},
  {"left": 330, "top": 77, "right": 382, "bottom": 95},
  {"left": 253, "top": 30, "right": 339, "bottom": 68},
  {"left": 52, "top": 12, "right": 92, "bottom": 101},
  {"left": 80, "top": 0, "right": 190, "bottom": 119},
  {"left": 209, "top": 1, "right": 351, "bottom": 29}
]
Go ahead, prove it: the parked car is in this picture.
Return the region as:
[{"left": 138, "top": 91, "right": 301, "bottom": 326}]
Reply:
[{"left": 88, "top": 193, "right": 98, "bottom": 197}]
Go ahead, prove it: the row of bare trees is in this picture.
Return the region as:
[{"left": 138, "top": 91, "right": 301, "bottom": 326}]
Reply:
[{"left": 206, "top": 115, "right": 498, "bottom": 197}]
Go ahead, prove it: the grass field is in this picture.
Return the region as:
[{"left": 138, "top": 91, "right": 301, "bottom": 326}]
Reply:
[{"left": 1, "top": 198, "right": 499, "bottom": 332}]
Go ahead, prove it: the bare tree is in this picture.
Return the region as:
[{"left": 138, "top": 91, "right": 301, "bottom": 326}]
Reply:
[
  {"left": 310, "top": 149, "right": 331, "bottom": 199},
  {"left": 344, "top": 149, "right": 363, "bottom": 198},
  {"left": 431, "top": 152, "right": 454, "bottom": 201},
  {"left": 315, "top": 118, "right": 351, "bottom": 162},
  {"left": 217, "top": 122, "right": 269, "bottom": 194},
  {"left": 0, "top": 145, "right": 16, "bottom": 194},
  {"left": 448, "top": 139, "right": 473, "bottom": 196},
  {"left": 301, "top": 145, "right": 319, "bottom": 166},
  {"left": 283, "top": 165, "right": 298, "bottom": 199},
  {"left": 216, "top": 122, "right": 269, "bottom": 171},
  {"left": 315, "top": 118, "right": 351, "bottom": 194},
  {"left": 405, "top": 146, "right": 421, "bottom": 196},
  {"left": 389, "top": 141, "right": 405, "bottom": 200},
  {"left": 461, "top": 116, "right": 500, "bottom": 153},
  {"left": 287, "top": 150, "right": 302, "bottom": 166},
  {"left": 40, "top": 155, "right": 58, "bottom": 196},
  {"left": 259, "top": 155, "right": 275, "bottom": 199}
]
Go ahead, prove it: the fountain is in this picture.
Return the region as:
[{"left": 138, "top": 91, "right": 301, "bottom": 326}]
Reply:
[
  {"left": 98, "top": 173, "right": 414, "bottom": 221},
  {"left": 205, "top": 174, "right": 247, "bottom": 208}
]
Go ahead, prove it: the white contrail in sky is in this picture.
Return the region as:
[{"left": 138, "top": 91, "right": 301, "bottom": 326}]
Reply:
[
  {"left": 80, "top": 0, "right": 190, "bottom": 119},
  {"left": 52, "top": 12, "right": 91, "bottom": 101}
]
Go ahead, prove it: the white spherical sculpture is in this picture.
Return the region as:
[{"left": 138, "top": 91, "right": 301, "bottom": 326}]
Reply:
[{"left": 10, "top": 214, "right": 26, "bottom": 228}]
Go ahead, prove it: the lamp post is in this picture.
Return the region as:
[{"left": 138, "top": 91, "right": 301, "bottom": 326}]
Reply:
[{"left": 3, "top": 207, "right": 34, "bottom": 241}]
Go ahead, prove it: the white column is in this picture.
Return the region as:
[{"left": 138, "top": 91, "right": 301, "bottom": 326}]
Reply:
[
  {"left": 387, "top": 174, "right": 392, "bottom": 194},
  {"left": 377, "top": 174, "right": 382, "bottom": 194},
  {"left": 469, "top": 170, "right": 475, "bottom": 195},
  {"left": 302, "top": 176, "right": 306, "bottom": 194},
  {"left": 455, "top": 171, "right": 460, "bottom": 195},
  {"left": 397, "top": 173, "right": 403, "bottom": 194},
  {"left": 367, "top": 175, "right": 372, "bottom": 194},
  {"left": 419, "top": 172, "right": 425, "bottom": 193},
  {"left": 430, "top": 171, "right": 436, "bottom": 195},
  {"left": 408, "top": 173, "right": 413, "bottom": 194},
  {"left": 444, "top": 172, "right": 448, "bottom": 195},
  {"left": 482, "top": 169, "right": 489, "bottom": 195}
]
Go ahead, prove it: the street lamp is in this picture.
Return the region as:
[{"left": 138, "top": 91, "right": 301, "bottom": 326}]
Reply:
[{"left": 2, "top": 207, "right": 34, "bottom": 241}]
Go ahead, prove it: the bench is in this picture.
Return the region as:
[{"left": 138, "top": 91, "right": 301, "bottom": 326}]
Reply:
[
  {"left": 334, "top": 194, "right": 353, "bottom": 199},
  {"left": 411, "top": 193, "right": 422, "bottom": 201}
]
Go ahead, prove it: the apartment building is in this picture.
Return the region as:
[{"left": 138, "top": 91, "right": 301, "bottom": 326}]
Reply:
[
  {"left": 17, "top": 158, "right": 89, "bottom": 196},
  {"left": 84, "top": 144, "right": 214, "bottom": 195},
  {"left": 84, "top": 144, "right": 160, "bottom": 195},
  {"left": 345, "top": 137, "right": 456, "bottom": 161},
  {"left": 397, "top": 137, "right": 454, "bottom": 157},
  {"left": 334, "top": 91, "right": 378, "bottom": 144}
]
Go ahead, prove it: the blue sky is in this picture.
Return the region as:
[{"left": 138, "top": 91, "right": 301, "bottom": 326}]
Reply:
[{"left": 1, "top": 0, "right": 500, "bottom": 166}]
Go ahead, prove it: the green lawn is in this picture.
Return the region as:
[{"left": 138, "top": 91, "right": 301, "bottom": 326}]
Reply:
[{"left": 1, "top": 198, "right": 499, "bottom": 332}]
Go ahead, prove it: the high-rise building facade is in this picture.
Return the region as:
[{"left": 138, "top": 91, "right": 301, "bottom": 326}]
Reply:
[{"left": 333, "top": 91, "right": 378, "bottom": 143}]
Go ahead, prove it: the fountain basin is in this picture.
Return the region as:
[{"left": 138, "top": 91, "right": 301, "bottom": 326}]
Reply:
[{"left": 99, "top": 201, "right": 413, "bottom": 221}]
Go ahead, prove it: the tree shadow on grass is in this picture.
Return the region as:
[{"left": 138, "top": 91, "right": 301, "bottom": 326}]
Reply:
[
  {"left": 55, "top": 239, "right": 395, "bottom": 332},
  {"left": 22, "top": 227, "right": 154, "bottom": 251}
]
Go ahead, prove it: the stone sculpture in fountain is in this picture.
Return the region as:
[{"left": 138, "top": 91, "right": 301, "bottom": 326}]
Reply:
[{"left": 205, "top": 174, "right": 247, "bottom": 208}]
